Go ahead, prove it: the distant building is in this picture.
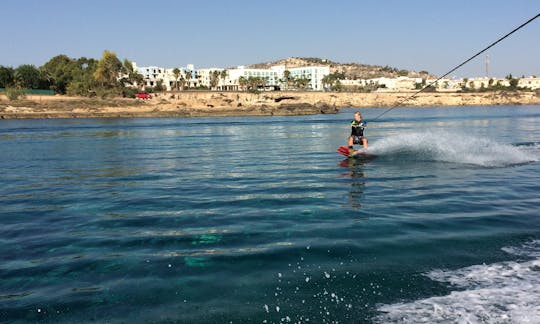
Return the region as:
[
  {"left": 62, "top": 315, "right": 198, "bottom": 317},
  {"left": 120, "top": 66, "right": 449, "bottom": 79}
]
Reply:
[
  {"left": 226, "top": 65, "right": 284, "bottom": 90},
  {"left": 340, "top": 76, "right": 422, "bottom": 91},
  {"left": 372, "top": 77, "right": 422, "bottom": 91},
  {"left": 218, "top": 65, "right": 330, "bottom": 91},
  {"left": 287, "top": 66, "right": 329, "bottom": 91},
  {"left": 518, "top": 77, "right": 540, "bottom": 90},
  {"left": 133, "top": 62, "right": 195, "bottom": 91},
  {"left": 131, "top": 61, "right": 539, "bottom": 93},
  {"left": 131, "top": 63, "right": 330, "bottom": 91},
  {"left": 197, "top": 68, "right": 225, "bottom": 90}
]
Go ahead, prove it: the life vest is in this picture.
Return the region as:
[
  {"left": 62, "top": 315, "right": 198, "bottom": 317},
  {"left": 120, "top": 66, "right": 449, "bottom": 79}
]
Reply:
[{"left": 351, "top": 120, "right": 365, "bottom": 137}]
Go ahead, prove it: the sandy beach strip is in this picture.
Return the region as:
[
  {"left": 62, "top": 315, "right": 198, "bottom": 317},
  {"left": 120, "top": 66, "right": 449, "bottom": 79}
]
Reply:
[{"left": 1, "top": 91, "right": 539, "bottom": 119}]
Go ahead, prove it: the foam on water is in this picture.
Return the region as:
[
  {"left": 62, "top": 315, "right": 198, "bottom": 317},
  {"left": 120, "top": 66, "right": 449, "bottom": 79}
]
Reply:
[
  {"left": 368, "top": 130, "right": 538, "bottom": 167},
  {"left": 375, "top": 240, "right": 540, "bottom": 323}
]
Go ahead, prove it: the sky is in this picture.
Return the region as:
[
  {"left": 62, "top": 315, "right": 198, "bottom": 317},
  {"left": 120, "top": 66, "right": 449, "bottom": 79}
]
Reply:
[{"left": 1, "top": 0, "right": 539, "bottom": 78}]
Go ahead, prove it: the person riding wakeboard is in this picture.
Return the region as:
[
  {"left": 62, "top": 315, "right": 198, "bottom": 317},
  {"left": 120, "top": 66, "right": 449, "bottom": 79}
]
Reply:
[{"left": 348, "top": 111, "right": 368, "bottom": 156}]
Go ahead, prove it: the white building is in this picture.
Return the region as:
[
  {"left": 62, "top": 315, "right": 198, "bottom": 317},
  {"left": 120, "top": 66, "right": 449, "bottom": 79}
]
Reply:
[
  {"left": 518, "top": 77, "right": 540, "bottom": 90},
  {"left": 226, "top": 65, "right": 284, "bottom": 89},
  {"left": 459, "top": 77, "right": 540, "bottom": 90},
  {"left": 133, "top": 62, "right": 195, "bottom": 91},
  {"left": 129, "top": 61, "right": 540, "bottom": 93},
  {"left": 340, "top": 76, "right": 421, "bottom": 91},
  {"left": 197, "top": 68, "right": 225, "bottom": 90},
  {"left": 288, "top": 66, "right": 329, "bottom": 91},
  {"left": 463, "top": 77, "right": 509, "bottom": 89},
  {"left": 219, "top": 65, "right": 330, "bottom": 91}
]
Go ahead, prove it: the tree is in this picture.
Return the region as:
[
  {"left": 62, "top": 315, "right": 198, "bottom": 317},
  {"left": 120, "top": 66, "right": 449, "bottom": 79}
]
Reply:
[
  {"left": 184, "top": 69, "right": 192, "bottom": 89},
  {"left": 247, "top": 76, "right": 263, "bottom": 91},
  {"left": 321, "top": 75, "right": 331, "bottom": 90},
  {"left": 283, "top": 70, "right": 291, "bottom": 81},
  {"left": 247, "top": 76, "right": 257, "bottom": 90},
  {"left": 178, "top": 76, "right": 186, "bottom": 90},
  {"left": 295, "top": 77, "right": 311, "bottom": 90},
  {"left": 397, "top": 69, "right": 409, "bottom": 77},
  {"left": 66, "top": 57, "right": 99, "bottom": 96},
  {"left": 93, "top": 50, "right": 123, "bottom": 88},
  {"left": 321, "top": 73, "right": 344, "bottom": 91},
  {"left": 509, "top": 77, "right": 519, "bottom": 89},
  {"left": 14, "top": 64, "right": 42, "bottom": 89},
  {"left": 0, "top": 66, "right": 14, "bottom": 88},
  {"left": 40, "top": 54, "right": 76, "bottom": 94},
  {"left": 172, "top": 68, "right": 181, "bottom": 90},
  {"left": 282, "top": 70, "right": 293, "bottom": 89},
  {"left": 461, "top": 78, "right": 469, "bottom": 90},
  {"left": 238, "top": 76, "right": 248, "bottom": 91},
  {"left": 210, "top": 70, "right": 220, "bottom": 89},
  {"left": 121, "top": 59, "right": 144, "bottom": 90},
  {"left": 154, "top": 79, "right": 165, "bottom": 92},
  {"left": 334, "top": 80, "right": 343, "bottom": 91},
  {"left": 219, "top": 70, "right": 228, "bottom": 90}
]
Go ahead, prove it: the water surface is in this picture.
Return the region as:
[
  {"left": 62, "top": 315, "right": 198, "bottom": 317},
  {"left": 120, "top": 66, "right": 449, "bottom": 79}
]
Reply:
[{"left": 1, "top": 105, "right": 539, "bottom": 323}]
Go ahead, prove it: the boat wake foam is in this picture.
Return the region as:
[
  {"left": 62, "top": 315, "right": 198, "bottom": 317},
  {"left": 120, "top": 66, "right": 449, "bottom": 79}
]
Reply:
[
  {"left": 374, "top": 240, "right": 540, "bottom": 323},
  {"left": 368, "top": 130, "right": 538, "bottom": 167}
]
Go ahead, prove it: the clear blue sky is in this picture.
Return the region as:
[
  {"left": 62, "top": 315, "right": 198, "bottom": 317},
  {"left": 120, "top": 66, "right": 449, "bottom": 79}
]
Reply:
[{"left": 1, "top": 0, "right": 539, "bottom": 78}]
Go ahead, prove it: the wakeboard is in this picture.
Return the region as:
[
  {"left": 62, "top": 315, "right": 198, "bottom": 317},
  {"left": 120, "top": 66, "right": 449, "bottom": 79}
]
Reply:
[{"left": 337, "top": 146, "right": 377, "bottom": 159}]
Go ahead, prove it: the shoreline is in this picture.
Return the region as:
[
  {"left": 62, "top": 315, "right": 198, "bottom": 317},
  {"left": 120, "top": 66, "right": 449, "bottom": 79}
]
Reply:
[{"left": 1, "top": 90, "right": 539, "bottom": 119}]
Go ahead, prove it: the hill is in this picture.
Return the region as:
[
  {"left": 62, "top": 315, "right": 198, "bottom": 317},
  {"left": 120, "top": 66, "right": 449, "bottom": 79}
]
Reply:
[{"left": 247, "top": 57, "right": 434, "bottom": 79}]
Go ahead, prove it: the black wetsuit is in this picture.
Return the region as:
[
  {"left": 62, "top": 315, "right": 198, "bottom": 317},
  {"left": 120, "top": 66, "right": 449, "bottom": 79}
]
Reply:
[{"left": 350, "top": 120, "right": 366, "bottom": 144}]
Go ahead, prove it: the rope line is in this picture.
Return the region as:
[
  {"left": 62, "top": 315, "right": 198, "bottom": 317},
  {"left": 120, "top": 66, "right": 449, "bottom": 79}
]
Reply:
[{"left": 371, "top": 13, "right": 540, "bottom": 122}]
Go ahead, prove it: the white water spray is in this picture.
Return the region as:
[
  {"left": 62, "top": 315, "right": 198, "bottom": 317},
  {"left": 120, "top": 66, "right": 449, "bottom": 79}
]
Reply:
[
  {"left": 368, "top": 130, "right": 537, "bottom": 167},
  {"left": 374, "top": 240, "right": 540, "bottom": 324}
]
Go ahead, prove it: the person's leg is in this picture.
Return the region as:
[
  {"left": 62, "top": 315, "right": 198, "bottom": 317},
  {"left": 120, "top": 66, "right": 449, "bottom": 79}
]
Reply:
[
  {"left": 362, "top": 138, "right": 368, "bottom": 149},
  {"left": 348, "top": 136, "right": 354, "bottom": 148}
]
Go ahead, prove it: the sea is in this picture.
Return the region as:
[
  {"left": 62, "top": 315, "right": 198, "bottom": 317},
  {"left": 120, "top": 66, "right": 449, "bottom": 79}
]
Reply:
[{"left": 1, "top": 105, "right": 539, "bottom": 323}]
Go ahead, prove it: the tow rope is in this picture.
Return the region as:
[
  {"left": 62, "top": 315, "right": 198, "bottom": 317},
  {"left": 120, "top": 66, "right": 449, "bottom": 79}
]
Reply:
[{"left": 371, "top": 13, "right": 540, "bottom": 122}]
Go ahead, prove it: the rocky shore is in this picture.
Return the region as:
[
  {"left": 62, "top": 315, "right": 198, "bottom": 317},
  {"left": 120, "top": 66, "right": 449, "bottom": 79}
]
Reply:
[{"left": 1, "top": 90, "right": 539, "bottom": 119}]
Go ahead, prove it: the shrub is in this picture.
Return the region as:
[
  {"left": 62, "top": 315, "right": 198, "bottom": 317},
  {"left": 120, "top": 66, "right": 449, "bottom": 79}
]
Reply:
[
  {"left": 94, "top": 88, "right": 121, "bottom": 99},
  {"left": 67, "top": 81, "right": 92, "bottom": 97},
  {"left": 5, "top": 87, "right": 26, "bottom": 100},
  {"left": 122, "top": 87, "right": 138, "bottom": 98}
]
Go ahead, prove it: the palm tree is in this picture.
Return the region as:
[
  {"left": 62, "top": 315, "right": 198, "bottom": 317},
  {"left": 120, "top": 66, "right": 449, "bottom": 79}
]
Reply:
[
  {"left": 210, "top": 70, "right": 220, "bottom": 90},
  {"left": 178, "top": 76, "right": 186, "bottom": 90},
  {"left": 247, "top": 76, "right": 262, "bottom": 91},
  {"left": 219, "top": 70, "right": 228, "bottom": 90},
  {"left": 238, "top": 76, "right": 248, "bottom": 91},
  {"left": 296, "top": 77, "right": 311, "bottom": 90},
  {"left": 283, "top": 70, "right": 292, "bottom": 90},
  {"left": 321, "top": 75, "right": 331, "bottom": 91},
  {"left": 123, "top": 59, "right": 138, "bottom": 86},
  {"left": 172, "top": 68, "right": 181, "bottom": 90},
  {"left": 185, "top": 69, "right": 192, "bottom": 89}
]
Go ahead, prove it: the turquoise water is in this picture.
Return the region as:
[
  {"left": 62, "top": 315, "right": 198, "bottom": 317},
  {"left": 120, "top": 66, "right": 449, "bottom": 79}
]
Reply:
[{"left": 1, "top": 106, "right": 539, "bottom": 323}]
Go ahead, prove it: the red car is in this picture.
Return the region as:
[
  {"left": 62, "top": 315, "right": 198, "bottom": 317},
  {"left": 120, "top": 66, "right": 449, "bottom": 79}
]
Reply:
[{"left": 136, "top": 92, "right": 151, "bottom": 99}]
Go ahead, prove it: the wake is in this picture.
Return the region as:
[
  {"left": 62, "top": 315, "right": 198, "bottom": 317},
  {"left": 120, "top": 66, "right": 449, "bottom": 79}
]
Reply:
[
  {"left": 367, "top": 130, "right": 538, "bottom": 167},
  {"left": 374, "top": 240, "right": 540, "bottom": 324}
]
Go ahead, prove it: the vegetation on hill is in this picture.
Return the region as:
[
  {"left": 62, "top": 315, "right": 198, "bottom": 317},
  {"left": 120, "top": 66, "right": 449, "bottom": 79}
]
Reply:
[{"left": 247, "top": 57, "right": 434, "bottom": 79}]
